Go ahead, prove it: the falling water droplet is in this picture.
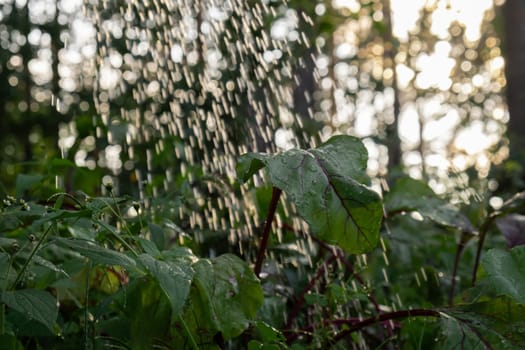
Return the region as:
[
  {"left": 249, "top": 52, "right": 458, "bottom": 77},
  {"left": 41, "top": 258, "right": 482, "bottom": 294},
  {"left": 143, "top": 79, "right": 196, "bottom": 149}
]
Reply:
[{"left": 85, "top": 0, "right": 402, "bottom": 326}]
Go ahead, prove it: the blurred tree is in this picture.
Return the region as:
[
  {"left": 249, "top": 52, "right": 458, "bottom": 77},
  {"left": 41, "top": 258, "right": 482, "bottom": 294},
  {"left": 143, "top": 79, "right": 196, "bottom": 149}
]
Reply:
[
  {"left": 0, "top": 0, "right": 509, "bottom": 199},
  {"left": 0, "top": 0, "right": 102, "bottom": 196},
  {"left": 0, "top": 1, "right": 62, "bottom": 191},
  {"left": 503, "top": 0, "right": 525, "bottom": 157},
  {"left": 382, "top": 0, "right": 402, "bottom": 169}
]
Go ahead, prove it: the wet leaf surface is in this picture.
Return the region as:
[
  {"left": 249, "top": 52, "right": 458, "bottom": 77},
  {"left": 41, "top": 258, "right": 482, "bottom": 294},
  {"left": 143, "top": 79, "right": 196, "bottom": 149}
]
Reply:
[
  {"left": 481, "top": 246, "right": 525, "bottom": 304},
  {"left": 441, "top": 297, "right": 525, "bottom": 349},
  {"left": 238, "top": 135, "right": 382, "bottom": 254},
  {"left": 137, "top": 254, "right": 193, "bottom": 315},
  {"left": 385, "top": 177, "right": 475, "bottom": 233},
  {"left": 2, "top": 289, "right": 58, "bottom": 333},
  {"left": 189, "top": 254, "right": 263, "bottom": 339},
  {"left": 54, "top": 237, "right": 137, "bottom": 271}
]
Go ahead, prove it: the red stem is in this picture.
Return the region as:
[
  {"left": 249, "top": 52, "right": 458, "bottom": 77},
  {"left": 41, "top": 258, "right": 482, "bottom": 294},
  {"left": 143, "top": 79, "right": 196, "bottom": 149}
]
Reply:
[
  {"left": 285, "top": 255, "right": 337, "bottom": 329},
  {"left": 449, "top": 233, "right": 467, "bottom": 306},
  {"left": 282, "top": 224, "right": 385, "bottom": 329},
  {"left": 328, "top": 309, "right": 441, "bottom": 345},
  {"left": 284, "top": 318, "right": 362, "bottom": 343},
  {"left": 471, "top": 215, "right": 496, "bottom": 285},
  {"left": 285, "top": 309, "right": 440, "bottom": 344},
  {"left": 332, "top": 250, "right": 383, "bottom": 317},
  {"left": 254, "top": 187, "right": 282, "bottom": 278}
]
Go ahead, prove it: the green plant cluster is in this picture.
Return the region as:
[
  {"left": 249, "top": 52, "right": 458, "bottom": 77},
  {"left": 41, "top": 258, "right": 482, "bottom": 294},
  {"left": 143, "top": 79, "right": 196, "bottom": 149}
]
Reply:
[
  {"left": 0, "top": 189, "right": 262, "bottom": 349},
  {"left": 1, "top": 135, "right": 525, "bottom": 349}
]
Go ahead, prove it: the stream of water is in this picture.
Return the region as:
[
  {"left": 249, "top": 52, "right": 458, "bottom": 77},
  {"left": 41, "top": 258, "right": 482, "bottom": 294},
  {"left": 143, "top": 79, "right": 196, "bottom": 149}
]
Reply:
[
  {"left": 85, "top": 0, "right": 322, "bottom": 248},
  {"left": 80, "top": 1, "right": 504, "bottom": 341}
]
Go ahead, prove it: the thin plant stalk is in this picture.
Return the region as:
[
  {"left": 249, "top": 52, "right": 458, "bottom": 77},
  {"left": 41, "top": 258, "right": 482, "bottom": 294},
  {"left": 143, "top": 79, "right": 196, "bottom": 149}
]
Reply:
[
  {"left": 47, "top": 192, "right": 84, "bottom": 209},
  {"left": 471, "top": 214, "right": 497, "bottom": 285},
  {"left": 282, "top": 223, "right": 386, "bottom": 332},
  {"left": 285, "top": 309, "right": 441, "bottom": 345},
  {"left": 101, "top": 191, "right": 136, "bottom": 240},
  {"left": 328, "top": 309, "right": 441, "bottom": 345},
  {"left": 84, "top": 262, "right": 92, "bottom": 350},
  {"left": 285, "top": 255, "right": 337, "bottom": 330},
  {"left": 254, "top": 187, "right": 282, "bottom": 278},
  {"left": 179, "top": 315, "right": 199, "bottom": 350},
  {"left": 94, "top": 219, "right": 139, "bottom": 257},
  {"left": 11, "top": 223, "right": 53, "bottom": 290},
  {"left": 0, "top": 304, "right": 4, "bottom": 336},
  {"left": 449, "top": 231, "right": 469, "bottom": 306}
]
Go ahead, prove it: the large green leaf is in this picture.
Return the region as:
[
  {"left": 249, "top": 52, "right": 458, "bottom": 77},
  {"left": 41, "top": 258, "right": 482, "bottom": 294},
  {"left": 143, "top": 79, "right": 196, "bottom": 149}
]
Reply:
[
  {"left": 384, "top": 177, "right": 475, "bottom": 233},
  {"left": 237, "top": 135, "right": 382, "bottom": 254},
  {"left": 120, "top": 279, "right": 172, "bottom": 350},
  {"left": 189, "top": 254, "right": 263, "bottom": 339},
  {"left": 2, "top": 289, "right": 58, "bottom": 333},
  {"left": 440, "top": 297, "right": 525, "bottom": 349},
  {"left": 17, "top": 253, "right": 69, "bottom": 278},
  {"left": 137, "top": 254, "right": 193, "bottom": 315},
  {"left": 54, "top": 238, "right": 137, "bottom": 271},
  {"left": 481, "top": 246, "right": 525, "bottom": 304}
]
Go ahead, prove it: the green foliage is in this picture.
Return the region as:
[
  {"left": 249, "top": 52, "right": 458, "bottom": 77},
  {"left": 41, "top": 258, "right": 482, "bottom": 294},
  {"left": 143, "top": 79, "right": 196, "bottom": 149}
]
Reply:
[
  {"left": 385, "top": 177, "right": 475, "bottom": 233},
  {"left": 137, "top": 253, "right": 193, "bottom": 315},
  {"left": 440, "top": 297, "right": 525, "bottom": 349},
  {"left": 1, "top": 289, "right": 58, "bottom": 333},
  {"left": 0, "top": 186, "right": 262, "bottom": 348},
  {"left": 187, "top": 254, "right": 264, "bottom": 339},
  {"left": 481, "top": 247, "right": 525, "bottom": 304},
  {"left": 55, "top": 238, "right": 138, "bottom": 271},
  {"left": 238, "top": 135, "right": 382, "bottom": 254},
  {"left": 1, "top": 135, "right": 525, "bottom": 349}
]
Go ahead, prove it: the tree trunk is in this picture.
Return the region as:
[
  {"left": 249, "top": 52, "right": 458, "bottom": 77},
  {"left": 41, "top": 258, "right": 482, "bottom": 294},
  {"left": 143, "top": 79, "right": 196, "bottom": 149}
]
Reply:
[
  {"left": 382, "top": 0, "right": 402, "bottom": 170},
  {"left": 292, "top": 46, "right": 318, "bottom": 148},
  {"left": 504, "top": 0, "right": 525, "bottom": 157}
]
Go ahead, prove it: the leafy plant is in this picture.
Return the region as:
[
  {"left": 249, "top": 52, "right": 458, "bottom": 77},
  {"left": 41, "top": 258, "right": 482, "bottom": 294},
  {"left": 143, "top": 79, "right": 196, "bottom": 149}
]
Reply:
[
  {"left": 0, "top": 183, "right": 262, "bottom": 349},
  {"left": 2, "top": 135, "right": 525, "bottom": 349},
  {"left": 238, "top": 135, "right": 525, "bottom": 348}
]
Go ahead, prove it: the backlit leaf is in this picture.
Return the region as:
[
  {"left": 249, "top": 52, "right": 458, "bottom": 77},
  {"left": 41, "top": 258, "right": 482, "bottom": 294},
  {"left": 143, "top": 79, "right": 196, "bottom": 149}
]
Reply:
[
  {"left": 238, "top": 135, "right": 382, "bottom": 254},
  {"left": 385, "top": 177, "right": 475, "bottom": 233}
]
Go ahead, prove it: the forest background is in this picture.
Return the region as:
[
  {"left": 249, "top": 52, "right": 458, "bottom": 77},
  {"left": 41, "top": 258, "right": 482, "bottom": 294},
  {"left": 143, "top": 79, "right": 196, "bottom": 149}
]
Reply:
[
  {"left": 1, "top": 0, "right": 524, "bottom": 194},
  {"left": 2, "top": 0, "right": 525, "bottom": 348}
]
